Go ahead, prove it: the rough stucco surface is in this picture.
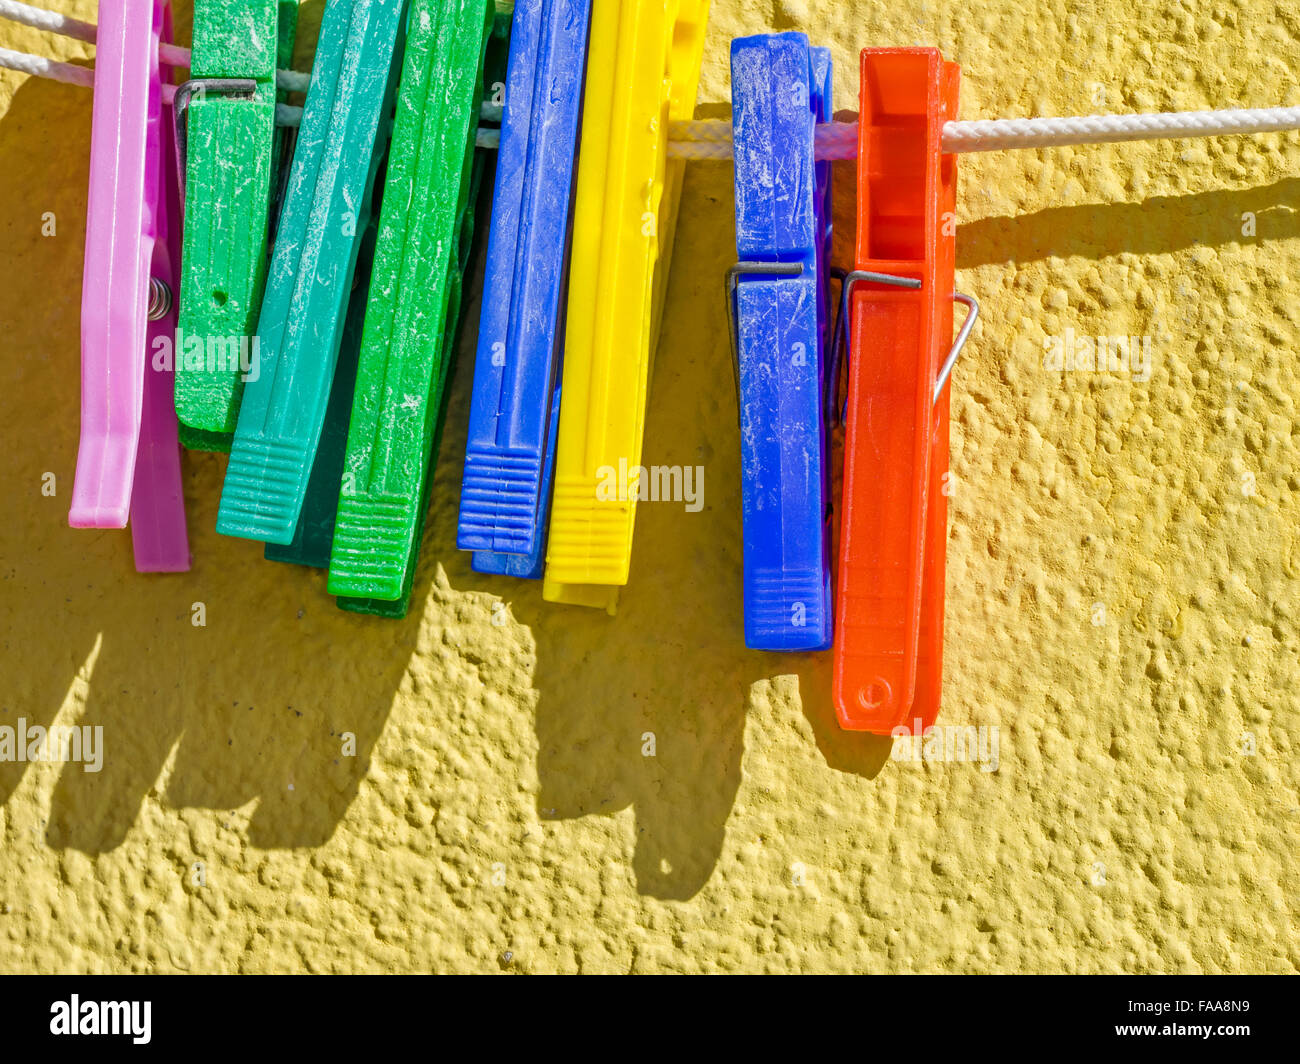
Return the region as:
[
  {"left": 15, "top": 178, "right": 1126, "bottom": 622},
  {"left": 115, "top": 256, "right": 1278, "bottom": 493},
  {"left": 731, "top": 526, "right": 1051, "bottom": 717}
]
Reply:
[{"left": 1, "top": 0, "right": 1297, "bottom": 973}]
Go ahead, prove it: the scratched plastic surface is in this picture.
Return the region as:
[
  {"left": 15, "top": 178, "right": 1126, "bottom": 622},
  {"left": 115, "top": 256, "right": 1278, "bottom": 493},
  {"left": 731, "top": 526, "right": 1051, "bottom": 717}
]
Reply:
[
  {"left": 458, "top": 0, "right": 591, "bottom": 578},
  {"left": 833, "top": 48, "right": 959, "bottom": 732},
  {"left": 327, "top": 0, "right": 495, "bottom": 608},
  {"left": 174, "top": 0, "right": 295, "bottom": 452},
  {"left": 215, "top": 0, "right": 408, "bottom": 544},
  {"left": 731, "top": 34, "right": 832, "bottom": 650}
]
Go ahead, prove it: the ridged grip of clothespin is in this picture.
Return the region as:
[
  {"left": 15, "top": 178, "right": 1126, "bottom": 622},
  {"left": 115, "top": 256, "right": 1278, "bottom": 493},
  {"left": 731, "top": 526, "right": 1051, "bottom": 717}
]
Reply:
[
  {"left": 216, "top": 0, "right": 408, "bottom": 544},
  {"left": 731, "top": 34, "right": 833, "bottom": 651},
  {"left": 459, "top": 0, "right": 592, "bottom": 576},
  {"left": 540, "top": 0, "right": 711, "bottom": 614},
  {"left": 174, "top": 0, "right": 298, "bottom": 452},
  {"left": 326, "top": 0, "right": 497, "bottom": 612}
]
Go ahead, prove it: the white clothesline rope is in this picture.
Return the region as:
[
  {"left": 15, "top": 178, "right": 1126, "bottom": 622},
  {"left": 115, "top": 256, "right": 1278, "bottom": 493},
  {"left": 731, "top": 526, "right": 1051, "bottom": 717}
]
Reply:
[
  {"left": 942, "top": 109, "right": 1300, "bottom": 151},
  {"left": 0, "top": 0, "right": 199, "bottom": 73},
  {"left": 4, "top": 0, "right": 1300, "bottom": 156},
  {"left": 0, "top": 42, "right": 89, "bottom": 88},
  {"left": 667, "top": 109, "right": 1300, "bottom": 157},
  {"left": 0, "top": 0, "right": 499, "bottom": 135},
  {"left": 669, "top": 121, "right": 860, "bottom": 160}
]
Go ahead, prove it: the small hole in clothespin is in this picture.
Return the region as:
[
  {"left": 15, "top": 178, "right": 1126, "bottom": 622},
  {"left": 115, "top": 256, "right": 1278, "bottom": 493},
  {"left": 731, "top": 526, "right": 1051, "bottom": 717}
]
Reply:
[
  {"left": 212, "top": 289, "right": 228, "bottom": 307},
  {"left": 859, "top": 680, "right": 891, "bottom": 712}
]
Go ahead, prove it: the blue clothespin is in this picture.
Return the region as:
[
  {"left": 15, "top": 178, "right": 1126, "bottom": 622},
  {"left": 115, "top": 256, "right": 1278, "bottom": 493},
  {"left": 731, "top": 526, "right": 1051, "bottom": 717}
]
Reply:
[
  {"left": 457, "top": 0, "right": 592, "bottom": 578},
  {"left": 726, "top": 33, "right": 834, "bottom": 651}
]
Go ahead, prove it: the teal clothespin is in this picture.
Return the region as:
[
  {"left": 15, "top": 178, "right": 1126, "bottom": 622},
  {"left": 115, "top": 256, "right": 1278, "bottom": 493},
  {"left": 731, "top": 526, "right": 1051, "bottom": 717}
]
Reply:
[
  {"left": 174, "top": 0, "right": 299, "bottom": 453},
  {"left": 262, "top": 214, "right": 380, "bottom": 569},
  {"left": 326, "top": 0, "right": 497, "bottom": 616},
  {"left": 216, "top": 0, "right": 409, "bottom": 542}
]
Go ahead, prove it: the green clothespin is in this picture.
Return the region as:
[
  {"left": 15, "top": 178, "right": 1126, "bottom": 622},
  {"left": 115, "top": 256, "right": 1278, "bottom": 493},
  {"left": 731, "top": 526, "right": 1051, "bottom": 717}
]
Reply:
[
  {"left": 174, "top": 0, "right": 299, "bottom": 453},
  {"left": 216, "top": 0, "right": 409, "bottom": 542},
  {"left": 327, "top": 0, "right": 496, "bottom": 615},
  {"left": 335, "top": 131, "right": 496, "bottom": 617}
]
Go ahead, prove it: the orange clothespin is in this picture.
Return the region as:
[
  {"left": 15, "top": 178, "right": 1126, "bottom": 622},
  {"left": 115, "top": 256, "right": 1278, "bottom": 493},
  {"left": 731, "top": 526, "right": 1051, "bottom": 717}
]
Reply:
[{"left": 832, "top": 48, "right": 977, "bottom": 734}]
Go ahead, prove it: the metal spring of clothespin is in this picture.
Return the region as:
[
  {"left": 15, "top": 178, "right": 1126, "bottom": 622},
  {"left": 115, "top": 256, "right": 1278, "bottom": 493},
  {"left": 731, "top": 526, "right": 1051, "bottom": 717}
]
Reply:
[
  {"left": 827, "top": 272, "right": 980, "bottom": 427},
  {"left": 171, "top": 77, "right": 257, "bottom": 197},
  {"left": 146, "top": 276, "right": 172, "bottom": 320},
  {"left": 722, "top": 260, "right": 803, "bottom": 422}
]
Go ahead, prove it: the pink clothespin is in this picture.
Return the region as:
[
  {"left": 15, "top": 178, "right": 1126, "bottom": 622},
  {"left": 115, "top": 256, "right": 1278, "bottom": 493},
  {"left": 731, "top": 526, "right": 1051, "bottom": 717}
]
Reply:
[{"left": 68, "top": 0, "right": 189, "bottom": 572}]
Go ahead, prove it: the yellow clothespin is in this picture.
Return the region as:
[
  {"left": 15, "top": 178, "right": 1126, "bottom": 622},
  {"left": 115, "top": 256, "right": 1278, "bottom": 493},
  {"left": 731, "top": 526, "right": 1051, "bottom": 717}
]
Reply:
[{"left": 542, "top": 0, "right": 710, "bottom": 613}]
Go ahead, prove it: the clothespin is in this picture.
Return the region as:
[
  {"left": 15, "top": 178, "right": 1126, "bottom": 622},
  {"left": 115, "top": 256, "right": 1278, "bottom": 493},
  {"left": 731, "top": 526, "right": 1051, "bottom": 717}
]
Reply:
[
  {"left": 726, "top": 33, "right": 833, "bottom": 650},
  {"left": 69, "top": 0, "right": 190, "bottom": 573},
  {"left": 458, "top": 0, "right": 593, "bottom": 580},
  {"left": 541, "top": 0, "right": 711, "bottom": 613},
  {"left": 326, "top": 0, "right": 497, "bottom": 614},
  {"left": 172, "top": 0, "right": 299, "bottom": 452},
  {"left": 262, "top": 215, "right": 379, "bottom": 569},
  {"left": 134, "top": 30, "right": 189, "bottom": 573},
  {"left": 832, "top": 48, "right": 978, "bottom": 732},
  {"left": 215, "top": 0, "right": 409, "bottom": 544},
  {"left": 333, "top": 161, "right": 487, "bottom": 616}
]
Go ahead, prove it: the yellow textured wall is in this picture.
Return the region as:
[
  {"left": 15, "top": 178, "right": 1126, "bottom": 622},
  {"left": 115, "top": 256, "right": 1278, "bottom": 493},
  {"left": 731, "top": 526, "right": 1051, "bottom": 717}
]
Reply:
[{"left": 1, "top": 0, "right": 1297, "bottom": 973}]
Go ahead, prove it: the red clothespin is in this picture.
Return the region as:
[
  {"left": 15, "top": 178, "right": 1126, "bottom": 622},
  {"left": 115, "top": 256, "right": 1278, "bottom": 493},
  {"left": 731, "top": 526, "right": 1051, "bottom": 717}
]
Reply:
[{"left": 832, "top": 48, "right": 977, "bottom": 733}]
